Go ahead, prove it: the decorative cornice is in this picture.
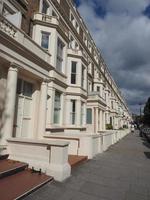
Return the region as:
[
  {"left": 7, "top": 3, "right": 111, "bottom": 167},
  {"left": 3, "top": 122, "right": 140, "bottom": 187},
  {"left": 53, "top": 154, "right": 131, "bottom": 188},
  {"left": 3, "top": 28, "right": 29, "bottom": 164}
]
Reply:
[
  {"left": 50, "top": 77, "right": 68, "bottom": 88},
  {"left": 67, "top": 53, "right": 88, "bottom": 65},
  {"left": 66, "top": 92, "right": 87, "bottom": 99},
  {"left": 43, "top": 78, "right": 52, "bottom": 83}
]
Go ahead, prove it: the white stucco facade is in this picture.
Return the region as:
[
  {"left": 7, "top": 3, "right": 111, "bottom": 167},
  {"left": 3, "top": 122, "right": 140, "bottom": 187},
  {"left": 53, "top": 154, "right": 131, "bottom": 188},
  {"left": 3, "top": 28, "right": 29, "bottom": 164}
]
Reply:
[{"left": 0, "top": 0, "right": 132, "bottom": 181}]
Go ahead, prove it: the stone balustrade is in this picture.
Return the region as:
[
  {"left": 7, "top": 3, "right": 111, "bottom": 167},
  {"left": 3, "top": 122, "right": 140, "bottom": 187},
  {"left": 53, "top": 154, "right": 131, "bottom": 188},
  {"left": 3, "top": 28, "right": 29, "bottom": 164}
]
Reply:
[
  {"left": 67, "top": 48, "right": 88, "bottom": 62},
  {"left": 0, "top": 16, "right": 17, "bottom": 38},
  {"left": 34, "top": 13, "right": 69, "bottom": 37},
  {"left": 88, "top": 91, "right": 106, "bottom": 105}
]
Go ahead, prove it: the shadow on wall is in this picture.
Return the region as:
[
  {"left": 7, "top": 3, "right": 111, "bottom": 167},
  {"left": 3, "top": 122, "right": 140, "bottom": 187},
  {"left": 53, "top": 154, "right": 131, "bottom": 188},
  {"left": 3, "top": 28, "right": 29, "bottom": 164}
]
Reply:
[{"left": 0, "top": 81, "right": 6, "bottom": 138}]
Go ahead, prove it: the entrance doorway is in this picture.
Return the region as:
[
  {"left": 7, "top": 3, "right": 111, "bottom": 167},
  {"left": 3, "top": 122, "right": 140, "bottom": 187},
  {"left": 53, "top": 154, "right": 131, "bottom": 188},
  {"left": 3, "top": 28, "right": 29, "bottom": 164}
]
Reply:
[{"left": 13, "top": 79, "right": 33, "bottom": 138}]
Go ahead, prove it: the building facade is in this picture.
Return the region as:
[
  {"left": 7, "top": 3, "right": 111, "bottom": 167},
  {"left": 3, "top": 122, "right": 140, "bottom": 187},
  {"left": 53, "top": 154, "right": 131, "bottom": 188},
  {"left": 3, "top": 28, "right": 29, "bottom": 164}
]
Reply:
[{"left": 0, "top": 0, "right": 131, "bottom": 146}]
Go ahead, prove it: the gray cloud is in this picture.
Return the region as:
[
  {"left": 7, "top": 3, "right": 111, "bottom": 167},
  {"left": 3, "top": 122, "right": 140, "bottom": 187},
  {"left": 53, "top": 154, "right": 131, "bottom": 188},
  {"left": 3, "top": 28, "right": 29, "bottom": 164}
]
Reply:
[
  {"left": 106, "top": 0, "right": 148, "bottom": 15},
  {"left": 78, "top": 0, "right": 150, "bottom": 114}
]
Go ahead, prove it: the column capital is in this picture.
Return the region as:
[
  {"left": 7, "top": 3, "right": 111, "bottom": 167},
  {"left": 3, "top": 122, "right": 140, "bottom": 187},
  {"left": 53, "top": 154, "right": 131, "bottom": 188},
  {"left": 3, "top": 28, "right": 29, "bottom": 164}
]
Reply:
[
  {"left": 9, "top": 63, "right": 23, "bottom": 73},
  {"left": 42, "top": 77, "right": 52, "bottom": 83}
]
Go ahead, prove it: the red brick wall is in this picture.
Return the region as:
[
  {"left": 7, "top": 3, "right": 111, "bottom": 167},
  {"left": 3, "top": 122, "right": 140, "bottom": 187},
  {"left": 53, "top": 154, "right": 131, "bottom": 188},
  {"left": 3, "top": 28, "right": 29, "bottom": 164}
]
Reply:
[
  {"left": 21, "top": 0, "right": 40, "bottom": 36},
  {"left": 60, "top": 0, "right": 70, "bottom": 17}
]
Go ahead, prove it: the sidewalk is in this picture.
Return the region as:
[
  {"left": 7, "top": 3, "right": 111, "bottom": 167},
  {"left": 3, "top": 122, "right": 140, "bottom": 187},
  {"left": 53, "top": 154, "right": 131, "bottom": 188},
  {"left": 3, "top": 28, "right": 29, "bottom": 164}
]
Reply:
[{"left": 24, "top": 131, "right": 150, "bottom": 200}]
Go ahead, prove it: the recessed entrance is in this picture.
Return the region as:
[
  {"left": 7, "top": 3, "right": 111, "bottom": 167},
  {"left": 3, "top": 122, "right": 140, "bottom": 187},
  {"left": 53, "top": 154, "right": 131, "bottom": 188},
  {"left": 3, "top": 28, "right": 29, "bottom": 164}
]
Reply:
[{"left": 13, "top": 79, "right": 33, "bottom": 138}]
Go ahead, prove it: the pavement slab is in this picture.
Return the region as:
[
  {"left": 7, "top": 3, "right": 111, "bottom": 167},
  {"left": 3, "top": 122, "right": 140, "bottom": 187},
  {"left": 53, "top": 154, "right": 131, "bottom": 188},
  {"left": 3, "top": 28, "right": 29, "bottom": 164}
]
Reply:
[{"left": 24, "top": 131, "right": 150, "bottom": 200}]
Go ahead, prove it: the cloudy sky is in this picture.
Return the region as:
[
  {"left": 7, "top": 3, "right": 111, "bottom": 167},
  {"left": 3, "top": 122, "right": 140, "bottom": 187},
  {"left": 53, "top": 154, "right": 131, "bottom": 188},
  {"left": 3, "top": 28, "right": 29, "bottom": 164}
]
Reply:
[{"left": 74, "top": 0, "right": 150, "bottom": 114}]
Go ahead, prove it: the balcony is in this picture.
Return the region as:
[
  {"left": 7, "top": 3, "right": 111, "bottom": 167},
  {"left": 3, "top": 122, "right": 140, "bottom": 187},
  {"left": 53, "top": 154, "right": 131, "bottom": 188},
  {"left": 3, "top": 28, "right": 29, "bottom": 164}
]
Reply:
[
  {"left": 88, "top": 91, "right": 106, "bottom": 106},
  {"left": 0, "top": 15, "right": 51, "bottom": 65},
  {"left": 67, "top": 48, "right": 88, "bottom": 63},
  {"left": 33, "top": 13, "right": 69, "bottom": 37}
]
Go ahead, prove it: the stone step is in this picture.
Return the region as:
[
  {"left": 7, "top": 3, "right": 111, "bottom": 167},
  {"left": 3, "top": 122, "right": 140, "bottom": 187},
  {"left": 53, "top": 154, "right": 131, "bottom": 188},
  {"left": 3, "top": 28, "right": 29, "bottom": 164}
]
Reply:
[
  {"left": 0, "top": 159, "right": 28, "bottom": 179},
  {"left": 0, "top": 169, "right": 53, "bottom": 200},
  {"left": 68, "top": 155, "right": 88, "bottom": 168}
]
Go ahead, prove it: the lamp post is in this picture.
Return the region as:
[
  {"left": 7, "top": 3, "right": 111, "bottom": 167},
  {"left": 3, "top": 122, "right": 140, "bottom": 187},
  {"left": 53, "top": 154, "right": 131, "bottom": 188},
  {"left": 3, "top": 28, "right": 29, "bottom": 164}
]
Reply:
[
  {"left": 139, "top": 103, "right": 142, "bottom": 120},
  {"left": 138, "top": 102, "right": 145, "bottom": 125}
]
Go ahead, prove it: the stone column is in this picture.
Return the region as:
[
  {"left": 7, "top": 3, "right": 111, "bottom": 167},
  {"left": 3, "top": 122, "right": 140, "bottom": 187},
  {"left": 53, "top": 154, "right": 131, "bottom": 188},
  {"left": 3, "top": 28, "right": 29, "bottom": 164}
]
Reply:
[
  {"left": 99, "top": 110, "right": 102, "bottom": 131},
  {"left": 98, "top": 109, "right": 100, "bottom": 131},
  {"left": 47, "top": 142, "right": 71, "bottom": 181},
  {"left": 76, "top": 100, "right": 81, "bottom": 126},
  {"left": 60, "top": 93, "right": 65, "bottom": 126},
  {"left": 104, "top": 112, "right": 106, "bottom": 130},
  {"left": 37, "top": 80, "right": 48, "bottom": 139},
  {"left": 65, "top": 98, "right": 71, "bottom": 126},
  {"left": 1, "top": 64, "right": 18, "bottom": 144},
  {"left": 83, "top": 103, "right": 86, "bottom": 126},
  {"left": 102, "top": 111, "right": 105, "bottom": 130},
  {"left": 84, "top": 67, "right": 87, "bottom": 90},
  {"left": 95, "top": 108, "right": 99, "bottom": 133}
]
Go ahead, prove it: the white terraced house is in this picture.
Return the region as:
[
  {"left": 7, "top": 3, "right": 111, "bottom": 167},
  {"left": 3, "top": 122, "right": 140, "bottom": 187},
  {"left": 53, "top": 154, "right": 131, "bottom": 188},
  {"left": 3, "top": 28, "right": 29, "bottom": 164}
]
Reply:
[{"left": 0, "top": 0, "right": 132, "bottom": 182}]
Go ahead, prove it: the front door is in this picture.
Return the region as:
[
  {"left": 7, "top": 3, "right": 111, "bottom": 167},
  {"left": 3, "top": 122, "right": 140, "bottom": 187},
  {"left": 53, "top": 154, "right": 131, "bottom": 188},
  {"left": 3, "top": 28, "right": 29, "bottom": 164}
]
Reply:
[{"left": 14, "top": 79, "right": 33, "bottom": 138}]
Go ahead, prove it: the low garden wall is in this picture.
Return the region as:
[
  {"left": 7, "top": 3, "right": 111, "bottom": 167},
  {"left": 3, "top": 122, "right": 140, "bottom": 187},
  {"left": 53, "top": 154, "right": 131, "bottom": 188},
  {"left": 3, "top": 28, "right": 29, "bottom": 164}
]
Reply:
[
  {"left": 44, "top": 129, "right": 130, "bottom": 159},
  {"left": 7, "top": 138, "right": 71, "bottom": 182}
]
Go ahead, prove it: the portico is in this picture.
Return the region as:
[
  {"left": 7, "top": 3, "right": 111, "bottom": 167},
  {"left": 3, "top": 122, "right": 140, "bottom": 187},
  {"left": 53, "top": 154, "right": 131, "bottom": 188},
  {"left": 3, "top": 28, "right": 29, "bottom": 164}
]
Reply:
[{"left": 0, "top": 15, "right": 53, "bottom": 145}]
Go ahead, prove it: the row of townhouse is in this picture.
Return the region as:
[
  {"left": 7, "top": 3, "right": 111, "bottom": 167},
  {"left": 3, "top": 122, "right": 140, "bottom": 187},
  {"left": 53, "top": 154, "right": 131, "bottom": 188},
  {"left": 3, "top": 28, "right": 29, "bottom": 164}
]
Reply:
[{"left": 0, "top": 0, "right": 131, "bottom": 147}]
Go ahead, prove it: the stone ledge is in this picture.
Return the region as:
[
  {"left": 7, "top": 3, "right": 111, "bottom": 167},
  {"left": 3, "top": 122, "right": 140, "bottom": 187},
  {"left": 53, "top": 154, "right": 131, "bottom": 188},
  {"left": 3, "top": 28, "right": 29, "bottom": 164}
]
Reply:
[{"left": 7, "top": 138, "right": 69, "bottom": 147}]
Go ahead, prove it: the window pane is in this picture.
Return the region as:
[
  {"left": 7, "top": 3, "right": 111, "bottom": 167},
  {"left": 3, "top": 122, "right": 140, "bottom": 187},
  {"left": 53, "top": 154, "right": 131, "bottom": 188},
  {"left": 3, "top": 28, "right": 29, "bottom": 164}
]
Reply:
[
  {"left": 72, "top": 62, "right": 76, "bottom": 73},
  {"left": 71, "top": 100, "right": 76, "bottom": 124},
  {"left": 71, "top": 74, "right": 76, "bottom": 84},
  {"left": 81, "top": 65, "right": 85, "bottom": 88},
  {"left": 71, "top": 61, "right": 77, "bottom": 84},
  {"left": 41, "top": 32, "right": 50, "bottom": 49},
  {"left": 56, "top": 38, "right": 64, "bottom": 72},
  {"left": 17, "top": 79, "right": 22, "bottom": 94},
  {"left": 23, "top": 81, "right": 33, "bottom": 97},
  {"left": 81, "top": 102, "right": 84, "bottom": 125},
  {"left": 87, "top": 108, "right": 92, "bottom": 124},
  {"left": 72, "top": 100, "right": 76, "bottom": 112},
  {"left": 54, "top": 91, "right": 61, "bottom": 124},
  {"left": 42, "top": 0, "right": 49, "bottom": 14},
  {"left": 52, "top": 10, "right": 57, "bottom": 17},
  {"left": 56, "top": 57, "right": 63, "bottom": 72},
  {"left": 57, "top": 38, "right": 64, "bottom": 57}
]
